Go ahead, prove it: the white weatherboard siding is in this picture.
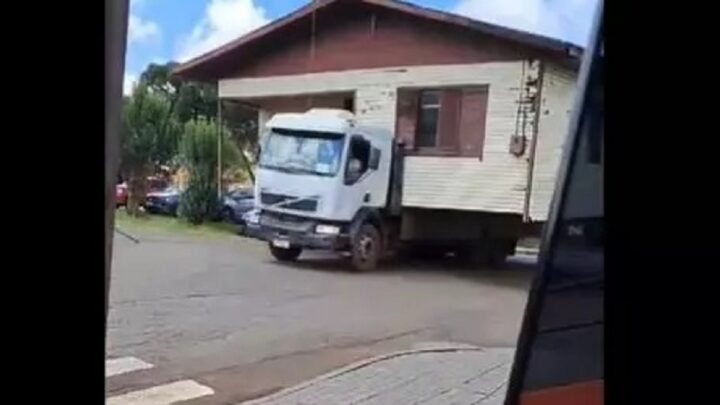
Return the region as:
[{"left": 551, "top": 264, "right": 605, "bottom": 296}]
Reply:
[
  {"left": 402, "top": 157, "right": 531, "bottom": 213},
  {"left": 400, "top": 62, "right": 540, "bottom": 212},
  {"left": 221, "top": 62, "right": 541, "bottom": 213},
  {"left": 529, "top": 64, "right": 578, "bottom": 221}
]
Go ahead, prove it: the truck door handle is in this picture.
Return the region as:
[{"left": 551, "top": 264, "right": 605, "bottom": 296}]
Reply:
[{"left": 363, "top": 193, "right": 371, "bottom": 203}]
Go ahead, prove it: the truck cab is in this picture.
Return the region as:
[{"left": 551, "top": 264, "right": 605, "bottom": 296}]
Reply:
[{"left": 255, "top": 108, "right": 394, "bottom": 270}]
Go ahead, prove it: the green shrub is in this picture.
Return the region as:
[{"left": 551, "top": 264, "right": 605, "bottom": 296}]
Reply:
[
  {"left": 178, "top": 120, "right": 219, "bottom": 224},
  {"left": 177, "top": 119, "right": 246, "bottom": 224}
]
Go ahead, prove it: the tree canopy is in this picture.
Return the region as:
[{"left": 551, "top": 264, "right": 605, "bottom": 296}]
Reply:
[{"left": 119, "top": 61, "right": 259, "bottom": 219}]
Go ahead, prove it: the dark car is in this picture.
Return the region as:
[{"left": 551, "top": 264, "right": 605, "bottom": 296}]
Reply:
[
  {"left": 147, "top": 176, "right": 169, "bottom": 193},
  {"left": 145, "top": 186, "right": 181, "bottom": 216},
  {"left": 219, "top": 188, "right": 255, "bottom": 223}
]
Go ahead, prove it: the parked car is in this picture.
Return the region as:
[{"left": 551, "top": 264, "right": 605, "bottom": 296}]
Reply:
[
  {"left": 145, "top": 186, "right": 181, "bottom": 216},
  {"left": 239, "top": 208, "right": 261, "bottom": 237},
  {"left": 219, "top": 188, "right": 255, "bottom": 223},
  {"left": 115, "top": 177, "right": 168, "bottom": 208},
  {"left": 147, "top": 176, "right": 169, "bottom": 193},
  {"left": 116, "top": 183, "right": 128, "bottom": 207}
]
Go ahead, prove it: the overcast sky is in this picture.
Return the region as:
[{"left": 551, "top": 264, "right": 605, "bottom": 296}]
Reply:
[{"left": 125, "top": 0, "right": 598, "bottom": 94}]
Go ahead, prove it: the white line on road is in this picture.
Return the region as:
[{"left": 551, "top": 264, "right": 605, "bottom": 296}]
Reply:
[
  {"left": 106, "top": 357, "right": 154, "bottom": 377},
  {"left": 106, "top": 380, "right": 214, "bottom": 405}
]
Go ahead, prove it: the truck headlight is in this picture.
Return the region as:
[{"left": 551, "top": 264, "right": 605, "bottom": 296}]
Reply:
[{"left": 315, "top": 224, "right": 340, "bottom": 235}]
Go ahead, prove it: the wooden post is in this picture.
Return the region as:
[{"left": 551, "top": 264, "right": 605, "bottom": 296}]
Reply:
[{"left": 105, "top": 0, "right": 129, "bottom": 326}]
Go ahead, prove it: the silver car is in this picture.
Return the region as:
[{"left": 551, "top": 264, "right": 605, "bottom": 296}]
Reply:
[
  {"left": 220, "top": 188, "right": 255, "bottom": 223},
  {"left": 240, "top": 208, "right": 261, "bottom": 237}
]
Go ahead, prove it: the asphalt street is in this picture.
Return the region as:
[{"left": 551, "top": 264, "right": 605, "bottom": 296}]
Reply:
[{"left": 106, "top": 232, "right": 534, "bottom": 404}]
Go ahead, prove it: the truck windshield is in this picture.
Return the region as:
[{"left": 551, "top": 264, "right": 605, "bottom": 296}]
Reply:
[{"left": 259, "top": 129, "right": 345, "bottom": 176}]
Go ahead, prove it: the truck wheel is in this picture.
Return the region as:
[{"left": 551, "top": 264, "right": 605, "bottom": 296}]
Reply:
[
  {"left": 351, "top": 224, "right": 382, "bottom": 272},
  {"left": 269, "top": 244, "right": 302, "bottom": 262}
]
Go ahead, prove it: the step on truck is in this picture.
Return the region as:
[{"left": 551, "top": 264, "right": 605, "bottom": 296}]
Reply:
[{"left": 252, "top": 107, "right": 567, "bottom": 271}]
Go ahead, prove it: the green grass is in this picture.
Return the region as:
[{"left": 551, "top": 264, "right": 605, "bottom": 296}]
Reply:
[{"left": 114, "top": 209, "right": 238, "bottom": 240}]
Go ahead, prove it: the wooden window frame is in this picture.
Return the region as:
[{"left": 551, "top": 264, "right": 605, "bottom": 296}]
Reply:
[
  {"left": 411, "top": 88, "right": 462, "bottom": 157},
  {"left": 414, "top": 90, "right": 444, "bottom": 152},
  {"left": 402, "top": 85, "right": 489, "bottom": 158}
]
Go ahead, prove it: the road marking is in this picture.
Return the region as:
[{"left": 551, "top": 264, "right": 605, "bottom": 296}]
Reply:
[
  {"left": 107, "top": 380, "right": 214, "bottom": 405},
  {"left": 106, "top": 357, "right": 154, "bottom": 377}
]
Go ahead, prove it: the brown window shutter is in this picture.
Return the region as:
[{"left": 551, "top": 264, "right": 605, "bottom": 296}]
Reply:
[
  {"left": 459, "top": 87, "right": 489, "bottom": 159},
  {"left": 437, "top": 89, "right": 461, "bottom": 150},
  {"left": 395, "top": 89, "right": 419, "bottom": 149}
]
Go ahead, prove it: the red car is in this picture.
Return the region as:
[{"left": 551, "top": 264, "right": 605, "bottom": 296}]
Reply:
[
  {"left": 116, "top": 183, "right": 128, "bottom": 207},
  {"left": 116, "top": 177, "right": 168, "bottom": 208}
]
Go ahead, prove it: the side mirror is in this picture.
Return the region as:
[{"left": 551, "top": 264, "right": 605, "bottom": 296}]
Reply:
[{"left": 368, "top": 147, "right": 381, "bottom": 170}]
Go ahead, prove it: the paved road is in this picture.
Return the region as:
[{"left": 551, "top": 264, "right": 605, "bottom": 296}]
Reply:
[{"left": 106, "top": 233, "right": 534, "bottom": 404}]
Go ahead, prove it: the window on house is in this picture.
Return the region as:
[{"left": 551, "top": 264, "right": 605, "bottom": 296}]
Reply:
[
  {"left": 416, "top": 91, "right": 441, "bottom": 147},
  {"left": 398, "top": 86, "right": 488, "bottom": 158}
]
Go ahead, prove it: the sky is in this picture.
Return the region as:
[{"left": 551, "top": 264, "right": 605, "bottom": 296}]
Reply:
[{"left": 125, "top": 0, "right": 598, "bottom": 94}]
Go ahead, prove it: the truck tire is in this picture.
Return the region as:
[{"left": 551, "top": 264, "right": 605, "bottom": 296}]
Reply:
[
  {"left": 269, "top": 244, "right": 302, "bottom": 262},
  {"left": 351, "top": 224, "right": 382, "bottom": 272}
]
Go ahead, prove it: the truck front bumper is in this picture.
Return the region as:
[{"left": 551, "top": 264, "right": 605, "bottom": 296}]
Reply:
[{"left": 258, "top": 226, "right": 350, "bottom": 251}]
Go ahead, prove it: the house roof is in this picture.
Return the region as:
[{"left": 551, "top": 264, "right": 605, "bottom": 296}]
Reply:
[{"left": 173, "top": 0, "right": 583, "bottom": 80}]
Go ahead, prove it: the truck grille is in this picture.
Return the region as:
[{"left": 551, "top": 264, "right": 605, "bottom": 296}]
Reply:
[{"left": 260, "top": 192, "right": 318, "bottom": 212}]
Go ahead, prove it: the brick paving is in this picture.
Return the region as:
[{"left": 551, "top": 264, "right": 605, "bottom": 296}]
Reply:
[{"left": 242, "top": 343, "right": 515, "bottom": 405}]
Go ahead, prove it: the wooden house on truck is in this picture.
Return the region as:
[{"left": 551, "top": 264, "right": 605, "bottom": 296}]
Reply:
[{"left": 174, "top": 0, "right": 583, "bottom": 267}]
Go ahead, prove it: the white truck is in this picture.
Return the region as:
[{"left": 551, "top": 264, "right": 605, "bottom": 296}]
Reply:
[{"left": 254, "top": 108, "right": 539, "bottom": 271}]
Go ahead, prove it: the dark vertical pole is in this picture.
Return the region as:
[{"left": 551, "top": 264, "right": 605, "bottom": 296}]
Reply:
[
  {"left": 105, "top": 0, "right": 129, "bottom": 327},
  {"left": 217, "top": 97, "right": 223, "bottom": 198}
]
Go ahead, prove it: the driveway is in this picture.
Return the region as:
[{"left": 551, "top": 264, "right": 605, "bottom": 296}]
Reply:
[{"left": 106, "top": 232, "right": 534, "bottom": 404}]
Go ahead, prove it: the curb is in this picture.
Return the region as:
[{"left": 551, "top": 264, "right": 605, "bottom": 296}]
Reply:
[{"left": 240, "top": 344, "right": 490, "bottom": 404}]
